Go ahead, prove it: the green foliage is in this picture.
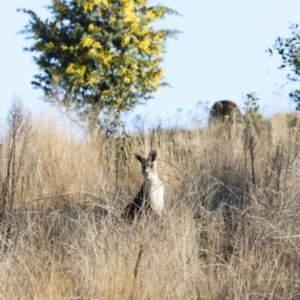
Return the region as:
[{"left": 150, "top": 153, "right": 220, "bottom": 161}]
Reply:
[
  {"left": 243, "top": 92, "right": 262, "bottom": 128},
  {"left": 267, "top": 23, "right": 300, "bottom": 110},
  {"left": 18, "top": 0, "right": 179, "bottom": 127},
  {"left": 242, "top": 93, "right": 262, "bottom": 188},
  {"left": 244, "top": 93, "right": 260, "bottom": 115}
]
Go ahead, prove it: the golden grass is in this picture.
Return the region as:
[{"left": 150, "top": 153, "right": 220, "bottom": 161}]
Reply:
[{"left": 1, "top": 106, "right": 300, "bottom": 299}]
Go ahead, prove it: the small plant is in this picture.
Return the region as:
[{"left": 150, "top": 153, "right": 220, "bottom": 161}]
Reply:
[
  {"left": 243, "top": 93, "right": 262, "bottom": 126},
  {"left": 242, "top": 93, "right": 262, "bottom": 189}
]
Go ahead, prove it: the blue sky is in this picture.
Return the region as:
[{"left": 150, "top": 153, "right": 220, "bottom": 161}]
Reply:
[{"left": 1, "top": 0, "right": 300, "bottom": 129}]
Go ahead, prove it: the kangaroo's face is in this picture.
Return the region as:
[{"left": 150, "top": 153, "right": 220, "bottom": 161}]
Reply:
[{"left": 135, "top": 151, "right": 158, "bottom": 179}]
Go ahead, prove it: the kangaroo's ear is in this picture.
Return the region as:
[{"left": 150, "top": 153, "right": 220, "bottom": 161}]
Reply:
[
  {"left": 135, "top": 153, "right": 144, "bottom": 163},
  {"left": 148, "top": 150, "right": 157, "bottom": 162}
]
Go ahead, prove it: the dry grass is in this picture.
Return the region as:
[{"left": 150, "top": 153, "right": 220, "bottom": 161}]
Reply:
[{"left": 1, "top": 103, "right": 300, "bottom": 299}]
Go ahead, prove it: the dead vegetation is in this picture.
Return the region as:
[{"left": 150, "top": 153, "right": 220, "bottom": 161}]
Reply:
[{"left": 1, "top": 100, "right": 300, "bottom": 299}]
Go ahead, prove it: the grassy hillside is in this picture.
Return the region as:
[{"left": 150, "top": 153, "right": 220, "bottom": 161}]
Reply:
[{"left": 0, "top": 102, "right": 300, "bottom": 299}]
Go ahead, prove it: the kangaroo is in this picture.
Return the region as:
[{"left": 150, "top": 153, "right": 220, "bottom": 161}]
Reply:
[
  {"left": 209, "top": 100, "right": 243, "bottom": 125},
  {"left": 122, "top": 150, "right": 164, "bottom": 222}
]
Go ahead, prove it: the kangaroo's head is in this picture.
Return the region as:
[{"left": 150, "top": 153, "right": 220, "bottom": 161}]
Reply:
[{"left": 135, "top": 151, "right": 158, "bottom": 180}]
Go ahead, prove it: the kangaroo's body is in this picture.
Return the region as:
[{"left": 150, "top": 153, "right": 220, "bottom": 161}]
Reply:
[
  {"left": 122, "top": 151, "right": 164, "bottom": 222},
  {"left": 209, "top": 100, "right": 243, "bottom": 124}
]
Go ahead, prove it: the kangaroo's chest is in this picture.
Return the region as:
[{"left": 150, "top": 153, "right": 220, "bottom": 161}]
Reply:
[{"left": 147, "top": 180, "right": 164, "bottom": 215}]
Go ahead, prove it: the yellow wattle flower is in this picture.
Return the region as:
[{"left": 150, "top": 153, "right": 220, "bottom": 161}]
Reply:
[
  {"left": 139, "top": 38, "right": 150, "bottom": 53},
  {"left": 88, "top": 24, "right": 95, "bottom": 33},
  {"left": 81, "top": 36, "right": 95, "bottom": 47},
  {"left": 122, "top": 35, "right": 131, "bottom": 46}
]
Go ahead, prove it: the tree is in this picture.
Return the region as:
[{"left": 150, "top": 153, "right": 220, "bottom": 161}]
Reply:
[
  {"left": 18, "top": 0, "right": 179, "bottom": 130},
  {"left": 267, "top": 23, "right": 300, "bottom": 110}
]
